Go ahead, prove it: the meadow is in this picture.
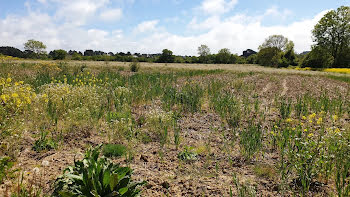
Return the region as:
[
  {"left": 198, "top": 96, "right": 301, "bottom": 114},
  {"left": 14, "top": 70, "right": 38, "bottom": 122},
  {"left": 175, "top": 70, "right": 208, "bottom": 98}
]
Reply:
[{"left": 0, "top": 60, "right": 349, "bottom": 196}]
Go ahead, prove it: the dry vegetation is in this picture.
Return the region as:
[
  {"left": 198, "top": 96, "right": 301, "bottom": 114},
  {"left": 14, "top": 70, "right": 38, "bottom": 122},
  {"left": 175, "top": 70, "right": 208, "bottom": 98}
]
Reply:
[{"left": 0, "top": 60, "right": 349, "bottom": 197}]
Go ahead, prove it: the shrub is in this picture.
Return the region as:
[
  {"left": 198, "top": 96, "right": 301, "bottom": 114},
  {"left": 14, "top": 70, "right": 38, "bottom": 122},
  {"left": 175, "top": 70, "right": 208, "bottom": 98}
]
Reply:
[
  {"left": 52, "top": 145, "right": 146, "bottom": 197},
  {"left": 103, "top": 144, "right": 127, "bottom": 158},
  {"left": 129, "top": 61, "right": 140, "bottom": 72}
]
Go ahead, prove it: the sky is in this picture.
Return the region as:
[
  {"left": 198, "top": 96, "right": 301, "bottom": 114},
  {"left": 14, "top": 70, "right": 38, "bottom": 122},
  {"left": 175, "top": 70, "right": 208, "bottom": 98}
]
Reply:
[{"left": 0, "top": 0, "right": 348, "bottom": 56}]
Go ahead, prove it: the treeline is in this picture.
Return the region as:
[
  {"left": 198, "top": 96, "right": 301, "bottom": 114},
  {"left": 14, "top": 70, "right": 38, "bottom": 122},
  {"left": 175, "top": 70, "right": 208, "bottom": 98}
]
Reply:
[
  {"left": 0, "top": 6, "right": 349, "bottom": 68},
  {"left": 0, "top": 45, "right": 254, "bottom": 64}
]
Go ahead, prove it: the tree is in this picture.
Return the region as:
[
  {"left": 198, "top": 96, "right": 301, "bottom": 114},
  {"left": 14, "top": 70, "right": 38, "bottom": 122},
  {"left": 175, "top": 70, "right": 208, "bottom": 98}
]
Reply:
[
  {"left": 49, "top": 49, "right": 67, "bottom": 60},
  {"left": 24, "top": 39, "right": 46, "bottom": 55},
  {"left": 312, "top": 6, "right": 350, "bottom": 67},
  {"left": 0, "top": 46, "right": 24, "bottom": 58},
  {"left": 84, "top": 50, "right": 94, "bottom": 56},
  {"left": 257, "top": 47, "right": 281, "bottom": 67},
  {"left": 301, "top": 46, "right": 334, "bottom": 68},
  {"left": 158, "top": 49, "right": 175, "bottom": 63},
  {"left": 198, "top": 45, "right": 210, "bottom": 57},
  {"left": 259, "top": 35, "right": 290, "bottom": 51},
  {"left": 198, "top": 45, "right": 211, "bottom": 63},
  {"left": 216, "top": 48, "right": 231, "bottom": 64}
]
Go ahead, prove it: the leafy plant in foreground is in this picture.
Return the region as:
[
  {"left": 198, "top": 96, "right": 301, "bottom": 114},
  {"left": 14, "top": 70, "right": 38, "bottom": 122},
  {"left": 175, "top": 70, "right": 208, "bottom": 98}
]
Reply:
[{"left": 52, "top": 145, "right": 146, "bottom": 197}]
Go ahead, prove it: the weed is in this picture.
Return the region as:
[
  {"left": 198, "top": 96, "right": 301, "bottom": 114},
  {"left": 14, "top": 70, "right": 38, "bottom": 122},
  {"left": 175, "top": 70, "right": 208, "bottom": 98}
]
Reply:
[{"left": 52, "top": 145, "right": 146, "bottom": 196}]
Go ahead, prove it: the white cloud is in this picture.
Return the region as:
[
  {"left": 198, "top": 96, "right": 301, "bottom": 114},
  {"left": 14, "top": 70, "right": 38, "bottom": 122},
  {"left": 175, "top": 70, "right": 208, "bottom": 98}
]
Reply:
[
  {"left": 0, "top": 2, "right": 328, "bottom": 56},
  {"left": 199, "top": 0, "right": 238, "bottom": 15},
  {"left": 134, "top": 20, "right": 159, "bottom": 33},
  {"left": 52, "top": 0, "right": 110, "bottom": 25},
  {"left": 100, "top": 8, "right": 123, "bottom": 22}
]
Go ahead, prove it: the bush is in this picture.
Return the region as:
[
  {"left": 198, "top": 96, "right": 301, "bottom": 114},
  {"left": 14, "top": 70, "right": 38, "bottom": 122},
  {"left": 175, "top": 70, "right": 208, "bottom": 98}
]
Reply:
[
  {"left": 129, "top": 61, "right": 140, "bottom": 72},
  {"left": 103, "top": 144, "right": 127, "bottom": 158},
  {"left": 53, "top": 145, "right": 146, "bottom": 197}
]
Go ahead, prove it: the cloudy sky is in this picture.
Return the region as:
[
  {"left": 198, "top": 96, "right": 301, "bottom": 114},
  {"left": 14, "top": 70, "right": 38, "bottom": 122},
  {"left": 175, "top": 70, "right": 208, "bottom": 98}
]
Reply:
[{"left": 0, "top": 0, "right": 348, "bottom": 55}]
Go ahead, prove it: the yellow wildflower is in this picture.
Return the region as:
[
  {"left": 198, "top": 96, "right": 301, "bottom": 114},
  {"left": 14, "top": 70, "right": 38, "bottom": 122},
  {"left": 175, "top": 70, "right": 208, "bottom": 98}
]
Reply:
[
  {"left": 332, "top": 115, "right": 338, "bottom": 121},
  {"left": 334, "top": 128, "right": 340, "bottom": 134},
  {"left": 286, "top": 118, "right": 292, "bottom": 123},
  {"left": 317, "top": 118, "right": 322, "bottom": 125},
  {"left": 6, "top": 77, "right": 11, "bottom": 83},
  {"left": 1, "top": 94, "right": 7, "bottom": 103},
  {"left": 12, "top": 93, "right": 19, "bottom": 98},
  {"left": 308, "top": 133, "right": 314, "bottom": 138},
  {"left": 304, "top": 128, "right": 308, "bottom": 132},
  {"left": 302, "top": 116, "right": 307, "bottom": 120}
]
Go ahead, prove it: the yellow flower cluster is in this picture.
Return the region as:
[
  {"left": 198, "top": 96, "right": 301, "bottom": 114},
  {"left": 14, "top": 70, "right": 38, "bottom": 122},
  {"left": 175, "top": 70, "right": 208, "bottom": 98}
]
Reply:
[
  {"left": 72, "top": 72, "right": 104, "bottom": 87},
  {"left": 0, "top": 77, "right": 36, "bottom": 111},
  {"left": 323, "top": 68, "right": 350, "bottom": 74},
  {"left": 295, "top": 67, "right": 312, "bottom": 71},
  {"left": 0, "top": 54, "right": 21, "bottom": 61},
  {"left": 34, "top": 62, "right": 61, "bottom": 72}
]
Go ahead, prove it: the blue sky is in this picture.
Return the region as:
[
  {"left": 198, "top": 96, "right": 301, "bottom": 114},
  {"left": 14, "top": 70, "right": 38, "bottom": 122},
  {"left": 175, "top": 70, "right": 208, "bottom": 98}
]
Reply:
[{"left": 0, "top": 0, "right": 348, "bottom": 55}]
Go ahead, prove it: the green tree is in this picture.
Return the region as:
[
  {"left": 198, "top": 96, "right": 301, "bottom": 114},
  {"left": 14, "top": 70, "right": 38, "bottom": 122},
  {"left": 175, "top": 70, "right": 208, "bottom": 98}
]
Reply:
[
  {"left": 158, "top": 49, "right": 175, "bottom": 63},
  {"left": 198, "top": 44, "right": 211, "bottom": 63},
  {"left": 49, "top": 49, "right": 67, "bottom": 60},
  {"left": 216, "top": 48, "right": 231, "bottom": 64},
  {"left": 257, "top": 47, "right": 281, "bottom": 67},
  {"left": 301, "top": 46, "right": 334, "bottom": 68},
  {"left": 313, "top": 6, "right": 350, "bottom": 67},
  {"left": 24, "top": 39, "right": 47, "bottom": 55},
  {"left": 259, "top": 35, "right": 290, "bottom": 51}
]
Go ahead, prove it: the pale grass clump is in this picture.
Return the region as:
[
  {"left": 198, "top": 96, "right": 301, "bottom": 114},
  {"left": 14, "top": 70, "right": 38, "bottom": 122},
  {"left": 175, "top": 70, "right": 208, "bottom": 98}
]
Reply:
[{"left": 40, "top": 83, "right": 106, "bottom": 119}]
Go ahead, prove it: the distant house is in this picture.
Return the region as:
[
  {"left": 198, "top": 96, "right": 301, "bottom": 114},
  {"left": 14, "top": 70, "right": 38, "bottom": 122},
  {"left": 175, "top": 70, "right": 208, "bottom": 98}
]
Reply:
[{"left": 242, "top": 49, "right": 257, "bottom": 57}]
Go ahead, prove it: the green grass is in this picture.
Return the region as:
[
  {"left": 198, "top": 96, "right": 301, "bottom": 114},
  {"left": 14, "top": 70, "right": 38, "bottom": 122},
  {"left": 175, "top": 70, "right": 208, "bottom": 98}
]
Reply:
[
  {"left": 102, "top": 144, "right": 127, "bottom": 158},
  {"left": 326, "top": 75, "right": 350, "bottom": 83}
]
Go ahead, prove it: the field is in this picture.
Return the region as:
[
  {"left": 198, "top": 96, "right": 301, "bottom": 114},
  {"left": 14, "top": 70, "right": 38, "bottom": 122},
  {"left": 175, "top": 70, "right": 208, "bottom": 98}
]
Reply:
[{"left": 0, "top": 60, "right": 349, "bottom": 196}]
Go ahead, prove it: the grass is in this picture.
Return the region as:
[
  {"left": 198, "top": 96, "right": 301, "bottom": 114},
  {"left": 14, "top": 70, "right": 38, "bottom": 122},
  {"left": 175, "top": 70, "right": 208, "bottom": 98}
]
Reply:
[
  {"left": 0, "top": 60, "right": 349, "bottom": 196},
  {"left": 102, "top": 143, "right": 127, "bottom": 158}
]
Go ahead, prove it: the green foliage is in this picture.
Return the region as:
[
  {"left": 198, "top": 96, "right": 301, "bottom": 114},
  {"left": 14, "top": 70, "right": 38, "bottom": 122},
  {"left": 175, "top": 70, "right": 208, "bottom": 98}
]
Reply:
[
  {"left": 24, "top": 39, "right": 47, "bottom": 55},
  {"left": 239, "top": 123, "right": 263, "bottom": 161},
  {"left": 49, "top": 49, "right": 68, "bottom": 60},
  {"left": 232, "top": 173, "right": 257, "bottom": 197},
  {"left": 0, "top": 156, "right": 14, "bottom": 183},
  {"left": 178, "top": 146, "right": 198, "bottom": 161},
  {"left": 32, "top": 131, "right": 56, "bottom": 152},
  {"left": 216, "top": 48, "right": 232, "bottom": 64},
  {"left": 103, "top": 144, "right": 127, "bottom": 158},
  {"left": 301, "top": 46, "right": 334, "bottom": 68},
  {"left": 177, "top": 83, "right": 203, "bottom": 113},
  {"left": 129, "top": 61, "right": 140, "bottom": 72},
  {"left": 259, "top": 35, "right": 290, "bottom": 51},
  {"left": 52, "top": 145, "right": 146, "bottom": 197},
  {"left": 257, "top": 47, "right": 281, "bottom": 67},
  {"left": 158, "top": 49, "right": 175, "bottom": 63},
  {"left": 312, "top": 6, "right": 350, "bottom": 67}
]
